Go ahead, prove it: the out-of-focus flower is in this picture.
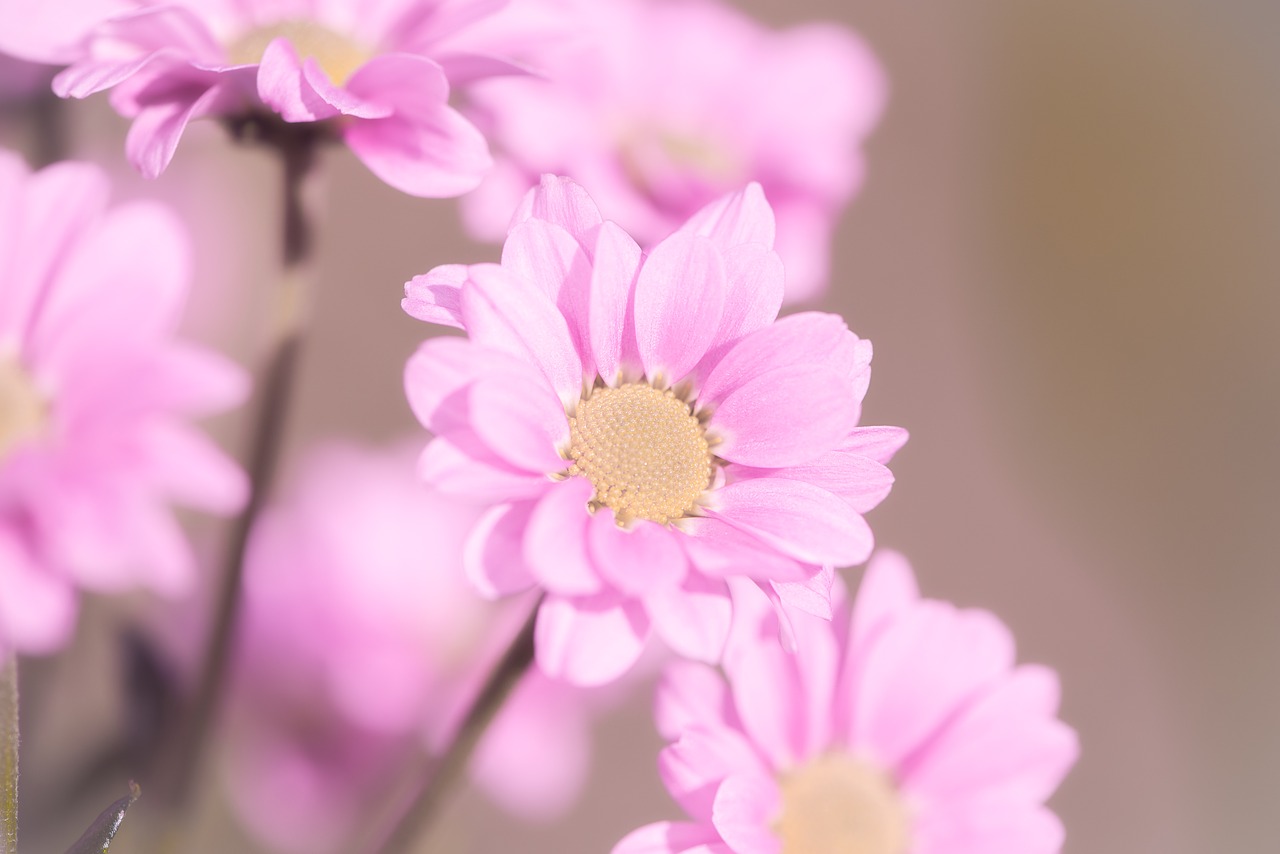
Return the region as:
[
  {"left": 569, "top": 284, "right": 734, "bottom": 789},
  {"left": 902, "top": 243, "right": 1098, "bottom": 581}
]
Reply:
[
  {"left": 615, "top": 551, "right": 1080, "bottom": 854},
  {"left": 0, "top": 150, "right": 247, "bottom": 656},
  {"left": 402, "top": 175, "right": 905, "bottom": 686},
  {"left": 0, "top": 0, "right": 571, "bottom": 196},
  {"left": 460, "top": 0, "right": 885, "bottom": 303},
  {"left": 225, "top": 441, "right": 604, "bottom": 853}
]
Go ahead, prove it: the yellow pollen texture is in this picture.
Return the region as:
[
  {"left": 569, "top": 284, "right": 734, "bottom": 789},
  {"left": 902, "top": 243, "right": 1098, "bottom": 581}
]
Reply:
[
  {"left": 776, "top": 754, "right": 909, "bottom": 854},
  {"left": 566, "top": 383, "right": 712, "bottom": 525},
  {"left": 0, "top": 355, "right": 46, "bottom": 461},
  {"left": 226, "top": 20, "right": 370, "bottom": 85}
]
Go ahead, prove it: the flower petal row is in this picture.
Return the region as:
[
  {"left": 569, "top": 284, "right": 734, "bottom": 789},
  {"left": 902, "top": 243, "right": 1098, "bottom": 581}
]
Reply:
[
  {"left": 0, "top": 150, "right": 247, "bottom": 656},
  {"left": 402, "top": 175, "right": 906, "bottom": 685},
  {"left": 615, "top": 551, "right": 1080, "bottom": 854}
]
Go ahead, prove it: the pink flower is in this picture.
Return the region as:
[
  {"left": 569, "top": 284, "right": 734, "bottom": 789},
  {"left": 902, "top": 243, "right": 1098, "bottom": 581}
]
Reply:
[
  {"left": 225, "top": 441, "right": 605, "bottom": 853},
  {"left": 402, "top": 175, "right": 906, "bottom": 685},
  {"left": 615, "top": 551, "right": 1080, "bottom": 854},
  {"left": 0, "top": 150, "right": 247, "bottom": 656},
  {"left": 0, "top": 0, "right": 564, "bottom": 196},
  {"left": 460, "top": 0, "right": 885, "bottom": 302}
]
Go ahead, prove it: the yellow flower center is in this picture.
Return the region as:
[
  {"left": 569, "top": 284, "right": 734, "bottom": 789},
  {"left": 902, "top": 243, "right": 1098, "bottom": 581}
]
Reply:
[
  {"left": 226, "top": 20, "right": 371, "bottom": 85},
  {"left": 0, "top": 354, "right": 46, "bottom": 461},
  {"left": 565, "top": 383, "right": 713, "bottom": 526},
  {"left": 776, "top": 754, "right": 910, "bottom": 854}
]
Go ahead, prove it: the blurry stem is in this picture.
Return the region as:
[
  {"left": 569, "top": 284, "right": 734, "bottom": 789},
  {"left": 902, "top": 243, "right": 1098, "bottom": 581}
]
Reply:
[
  {"left": 2, "top": 654, "right": 17, "bottom": 854},
  {"left": 153, "top": 125, "right": 322, "bottom": 829},
  {"left": 359, "top": 596, "right": 544, "bottom": 854}
]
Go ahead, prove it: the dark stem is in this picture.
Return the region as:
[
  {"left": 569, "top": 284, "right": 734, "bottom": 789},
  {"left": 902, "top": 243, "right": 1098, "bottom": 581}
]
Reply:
[
  {"left": 150, "top": 126, "right": 320, "bottom": 827},
  {"left": 1, "top": 653, "right": 17, "bottom": 854},
  {"left": 357, "top": 596, "right": 543, "bottom": 854}
]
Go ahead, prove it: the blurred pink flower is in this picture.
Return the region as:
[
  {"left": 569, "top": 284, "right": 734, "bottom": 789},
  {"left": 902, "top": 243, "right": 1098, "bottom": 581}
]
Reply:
[
  {"left": 0, "top": 0, "right": 566, "bottom": 196},
  {"left": 615, "top": 551, "right": 1080, "bottom": 854},
  {"left": 0, "top": 150, "right": 247, "bottom": 656},
  {"left": 460, "top": 0, "right": 885, "bottom": 303},
  {"left": 403, "top": 175, "right": 905, "bottom": 685},
  {"left": 226, "top": 441, "right": 605, "bottom": 853}
]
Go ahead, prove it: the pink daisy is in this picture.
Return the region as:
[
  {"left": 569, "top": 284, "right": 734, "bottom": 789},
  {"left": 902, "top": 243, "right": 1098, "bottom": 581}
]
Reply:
[
  {"left": 0, "top": 0, "right": 565, "bottom": 196},
  {"left": 460, "top": 0, "right": 885, "bottom": 302},
  {"left": 224, "top": 441, "right": 607, "bottom": 852},
  {"left": 615, "top": 551, "right": 1080, "bottom": 854},
  {"left": 402, "top": 175, "right": 906, "bottom": 685},
  {"left": 0, "top": 150, "right": 247, "bottom": 656}
]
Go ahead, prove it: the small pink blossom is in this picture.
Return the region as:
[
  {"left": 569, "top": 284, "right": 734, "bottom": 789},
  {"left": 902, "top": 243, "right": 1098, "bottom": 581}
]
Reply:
[
  {"left": 0, "top": 150, "right": 247, "bottom": 656},
  {"left": 402, "top": 175, "right": 906, "bottom": 685},
  {"left": 0, "top": 0, "right": 567, "bottom": 196},
  {"left": 615, "top": 551, "right": 1080, "bottom": 854},
  {"left": 225, "top": 441, "right": 605, "bottom": 852},
  {"left": 461, "top": 0, "right": 886, "bottom": 302}
]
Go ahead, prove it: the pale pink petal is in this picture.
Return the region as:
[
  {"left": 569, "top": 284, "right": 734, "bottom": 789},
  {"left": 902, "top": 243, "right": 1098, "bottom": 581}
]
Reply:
[
  {"left": 710, "top": 773, "right": 782, "bottom": 854},
  {"left": 523, "top": 479, "right": 603, "bottom": 596},
  {"left": 0, "top": 530, "right": 76, "bottom": 655},
  {"left": 693, "top": 243, "right": 785, "bottom": 373},
  {"left": 710, "top": 478, "right": 873, "bottom": 568},
  {"left": 840, "top": 425, "right": 911, "bottom": 465},
  {"left": 633, "top": 232, "right": 725, "bottom": 385},
  {"left": 464, "top": 502, "right": 538, "bottom": 598},
  {"left": 257, "top": 38, "right": 341, "bottom": 122},
  {"left": 589, "top": 515, "right": 687, "bottom": 596},
  {"left": 468, "top": 373, "right": 568, "bottom": 473},
  {"left": 134, "top": 421, "right": 247, "bottom": 514},
  {"left": 403, "top": 337, "right": 541, "bottom": 435},
  {"left": 678, "top": 183, "right": 776, "bottom": 253},
  {"left": 460, "top": 262, "right": 583, "bottom": 402},
  {"left": 660, "top": 727, "right": 766, "bottom": 825},
  {"left": 646, "top": 573, "right": 731, "bottom": 663},
  {"left": 417, "top": 433, "right": 549, "bottom": 501},
  {"left": 500, "top": 217, "right": 594, "bottom": 373},
  {"left": 679, "top": 517, "right": 815, "bottom": 584},
  {"left": 913, "top": 802, "right": 1066, "bottom": 854},
  {"left": 727, "top": 450, "right": 894, "bottom": 514},
  {"left": 613, "top": 821, "right": 731, "bottom": 854},
  {"left": 655, "top": 660, "right": 734, "bottom": 740},
  {"left": 123, "top": 75, "right": 239, "bottom": 179},
  {"left": 722, "top": 609, "right": 802, "bottom": 767},
  {"left": 301, "top": 58, "right": 392, "bottom": 119},
  {"left": 847, "top": 550, "right": 920, "bottom": 662},
  {"left": 588, "top": 220, "right": 643, "bottom": 383},
  {"left": 535, "top": 592, "right": 650, "bottom": 685},
  {"left": 769, "top": 564, "right": 834, "bottom": 621},
  {"left": 510, "top": 174, "right": 604, "bottom": 250},
  {"left": 402, "top": 264, "right": 466, "bottom": 327},
  {"left": 141, "top": 342, "right": 249, "bottom": 417},
  {"left": 710, "top": 365, "right": 856, "bottom": 468}
]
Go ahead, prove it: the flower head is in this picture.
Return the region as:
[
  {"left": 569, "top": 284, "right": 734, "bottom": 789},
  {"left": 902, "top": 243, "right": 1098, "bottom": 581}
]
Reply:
[
  {"left": 460, "top": 0, "right": 885, "bottom": 301},
  {"left": 615, "top": 551, "right": 1080, "bottom": 854},
  {"left": 0, "top": 150, "right": 247, "bottom": 656},
  {"left": 224, "top": 441, "right": 604, "bottom": 852},
  {"left": 0, "top": 0, "right": 565, "bottom": 195},
  {"left": 403, "top": 175, "right": 906, "bottom": 684}
]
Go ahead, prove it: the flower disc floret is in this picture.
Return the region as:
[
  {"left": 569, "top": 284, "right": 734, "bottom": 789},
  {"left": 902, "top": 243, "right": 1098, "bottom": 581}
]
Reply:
[
  {"left": 226, "top": 21, "right": 370, "bottom": 85},
  {"left": 567, "top": 383, "right": 713, "bottom": 526},
  {"left": 0, "top": 353, "right": 46, "bottom": 460},
  {"left": 777, "top": 753, "right": 908, "bottom": 854}
]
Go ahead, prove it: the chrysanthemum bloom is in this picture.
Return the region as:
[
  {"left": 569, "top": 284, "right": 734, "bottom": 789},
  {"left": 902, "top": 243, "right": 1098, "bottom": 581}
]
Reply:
[
  {"left": 460, "top": 0, "right": 885, "bottom": 302},
  {"left": 615, "top": 551, "right": 1080, "bottom": 854},
  {"left": 0, "top": 0, "right": 568, "bottom": 196},
  {"left": 403, "top": 175, "right": 905, "bottom": 685},
  {"left": 0, "top": 151, "right": 247, "bottom": 656},
  {"left": 224, "top": 441, "right": 605, "bottom": 853}
]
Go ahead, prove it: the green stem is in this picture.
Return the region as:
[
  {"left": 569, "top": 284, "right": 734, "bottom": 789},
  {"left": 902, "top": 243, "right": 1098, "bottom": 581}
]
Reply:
[{"left": 2, "top": 653, "right": 18, "bottom": 854}]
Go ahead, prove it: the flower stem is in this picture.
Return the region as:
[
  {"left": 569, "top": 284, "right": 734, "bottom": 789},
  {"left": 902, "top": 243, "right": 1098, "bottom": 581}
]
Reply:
[
  {"left": 357, "top": 595, "right": 544, "bottom": 854},
  {"left": 151, "top": 125, "right": 322, "bottom": 829},
  {"left": 1, "top": 653, "right": 17, "bottom": 854}
]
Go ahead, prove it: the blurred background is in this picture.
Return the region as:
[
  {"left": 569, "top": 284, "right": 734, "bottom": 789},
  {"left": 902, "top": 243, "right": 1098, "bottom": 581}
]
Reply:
[{"left": 3, "top": 0, "right": 1277, "bottom": 851}]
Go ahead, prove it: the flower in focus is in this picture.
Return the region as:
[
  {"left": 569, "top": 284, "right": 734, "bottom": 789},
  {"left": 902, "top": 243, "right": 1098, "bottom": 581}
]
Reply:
[
  {"left": 461, "top": 0, "right": 885, "bottom": 302},
  {"left": 0, "top": 0, "right": 568, "bottom": 196},
  {"left": 403, "top": 175, "right": 906, "bottom": 685},
  {"left": 0, "top": 150, "right": 247, "bottom": 656},
  {"left": 225, "top": 441, "right": 604, "bottom": 853},
  {"left": 615, "top": 551, "right": 1080, "bottom": 854}
]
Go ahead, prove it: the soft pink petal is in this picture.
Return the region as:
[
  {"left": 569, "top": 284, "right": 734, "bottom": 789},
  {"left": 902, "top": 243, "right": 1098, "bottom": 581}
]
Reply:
[
  {"left": 134, "top": 421, "right": 247, "bottom": 514},
  {"left": 588, "top": 220, "right": 643, "bottom": 383},
  {"left": 589, "top": 515, "right": 687, "bottom": 596},
  {"left": 460, "top": 262, "right": 584, "bottom": 402},
  {"left": 535, "top": 592, "right": 651, "bottom": 685},
  {"left": 468, "top": 373, "right": 568, "bottom": 473},
  {"left": 727, "top": 450, "right": 895, "bottom": 514},
  {"left": 646, "top": 573, "right": 731, "bottom": 663},
  {"left": 633, "top": 233, "right": 725, "bottom": 386},
  {"left": 463, "top": 501, "right": 538, "bottom": 598},
  {"left": 523, "top": 479, "right": 603, "bottom": 596},
  {"left": 722, "top": 612, "right": 802, "bottom": 768},
  {"left": 655, "top": 660, "right": 734, "bottom": 740},
  {"left": 403, "top": 337, "right": 541, "bottom": 435},
  {"left": 679, "top": 517, "right": 819, "bottom": 584},
  {"left": 693, "top": 243, "right": 785, "bottom": 373},
  {"left": 913, "top": 802, "right": 1066, "bottom": 854},
  {"left": 710, "top": 773, "right": 782, "bottom": 854},
  {"left": 123, "top": 75, "right": 237, "bottom": 179},
  {"left": 660, "top": 727, "right": 767, "bottom": 826},
  {"left": 769, "top": 564, "right": 834, "bottom": 621},
  {"left": 402, "top": 264, "right": 466, "bottom": 327},
  {"left": 257, "top": 38, "right": 341, "bottom": 122},
  {"left": 678, "top": 183, "right": 776, "bottom": 253},
  {"left": 510, "top": 174, "right": 604, "bottom": 250},
  {"left": 710, "top": 478, "right": 873, "bottom": 568},
  {"left": 838, "top": 425, "right": 910, "bottom": 465},
  {"left": 613, "top": 821, "right": 732, "bottom": 854},
  {"left": 417, "top": 433, "right": 549, "bottom": 501},
  {"left": 0, "top": 530, "right": 76, "bottom": 655},
  {"left": 500, "top": 217, "right": 594, "bottom": 374}
]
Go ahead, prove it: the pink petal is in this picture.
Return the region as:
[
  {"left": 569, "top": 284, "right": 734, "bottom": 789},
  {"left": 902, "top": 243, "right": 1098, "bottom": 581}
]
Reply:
[
  {"left": 840, "top": 425, "right": 910, "bottom": 465},
  {"left": 123, "top": 76, "right": 238, "bottom": 179},
  {"left": 0, "top": 529, "right": 76, "bottom": 655},
  {"left": 460, "top": 262, "right": 584, "bottom": 403},
  {"left": 588, "top": 221, "right": 643, "bottom": 384},
  {"left": 464, "top": 502, "right": 538, "bottom": 598},
  {"left": 679, "top": 516, "right": 814, "bottom": 584},
  {"left": 523, "top": 479, "right": 603, "bottom": 596},
  {"left": 710, "top": 773, "right": 782, "bottom": 854},
  {"left": 535, "top": 592, "right": 651, "bottom": 686},
  {"left": 257, "top": 38, "right": 340, "bottom": 122},
  {"left": 468, "top": 373, "right": 568, "bottom": 473},
  {"left": 722, "top": 610, "right": 803, "bottom": 768},
  {"left": 510, "top": 174, "right": 604, "bottom": 251},
  {"left": 301, "top": 58, "right": 391, "bottom": 118},
  {"left": 655, "top": 660, "right": 734, "bottom": 740},
  {"left": 403, "top": 337, "right": 539, "bottom": 434},
  {"left": 769, "top": 564, "right": 834, "bottom": 620},
  {"left": 403, "top": 264, "right": 466, "bottom": 327},
  {"left": 135, "top": 421, "right": 247, "bottom": 514},
  {"left": 660, "top": 727, "right": 766, "bottom": 826},
  {"left": 646, "top": 573, "right": 731, "bottom": 663},
  {"left": 913, "top": 803, "right": 1066, "bottom": 854},
  {"left": 693, "top": 243, "right": 785, "bottom": 374},
  {"left": 727, "top": 450, "right": 895, "bottom": 514},
  {"left": 613, "top": 822, "right": 731, "bottom": 854},
  {"left": 417, "top": 433, "right": 549, "bottom": 502},
  {"left": 633, "top": 232, "right": 725, "bottom": 386},
  {"left": 710, "top": 478, "right": 873, "bottom": 568},
  {"left": 589, "top": 515, "right": 687, "bottom": 596},
  {"left": 847, "top": 549, "right": 921, "bottom": 664},
  {"left": 500, "top": 217, "right": 594, "bottom": 373},
  {"left": 678, "top": 183, "right": 776, "bottom": 253}
]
